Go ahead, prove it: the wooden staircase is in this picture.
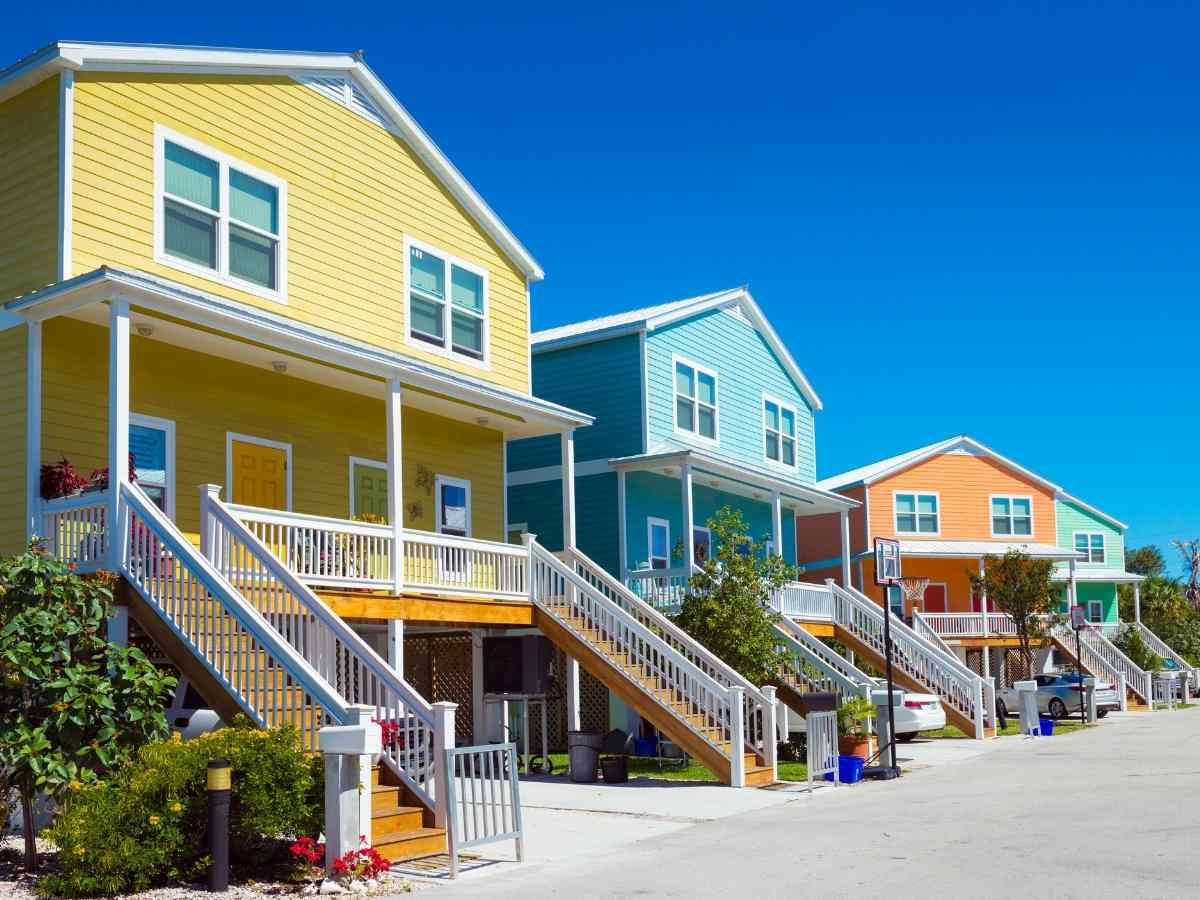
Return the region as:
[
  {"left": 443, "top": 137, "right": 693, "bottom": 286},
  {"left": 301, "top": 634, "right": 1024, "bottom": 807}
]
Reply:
[{"left": 370, "top": 766, "right": 446, "bottom": 862}]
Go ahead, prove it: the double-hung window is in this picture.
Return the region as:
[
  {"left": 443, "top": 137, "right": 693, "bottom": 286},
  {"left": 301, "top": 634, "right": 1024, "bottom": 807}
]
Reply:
[
  {"left": 991, "top": 495, "right": 1033, "bottom": 536},
  {"left": 156, "top": 127, "right": 286, "bottom": 298},
  {"left": 1075, "top": 532, "right": 1105, "bottom": 564},
  {"left": 648, "top": 519, "right": 671, "bottom": 570},
  {"left": 407, "top": 239, "right": 488, "bottom": 362},
  {"left": 674, "top": 357, "right": 718, "bottom": 441},
  {"left": 129, "top": 414, "right": 175, "bottom": 518},
  {"left": 763, "top": 396, "right": 797, "bottom": 467},
  {"left": 895, "top": 492, "right": 938, "bottom": 534}
]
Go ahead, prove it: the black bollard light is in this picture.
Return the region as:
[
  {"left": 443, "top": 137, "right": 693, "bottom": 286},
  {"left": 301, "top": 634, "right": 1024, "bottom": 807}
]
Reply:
[{"left": 207, "top": 757, "right": 231, "bottom": 892}]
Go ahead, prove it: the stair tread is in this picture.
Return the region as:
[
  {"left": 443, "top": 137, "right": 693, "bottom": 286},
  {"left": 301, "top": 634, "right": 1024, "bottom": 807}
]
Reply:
[
  {"left": 372, "top": 805, "right": 424, "bottom": 818},
  {"left": 374, "top": 827, "right": 445, "bottom": 844}
]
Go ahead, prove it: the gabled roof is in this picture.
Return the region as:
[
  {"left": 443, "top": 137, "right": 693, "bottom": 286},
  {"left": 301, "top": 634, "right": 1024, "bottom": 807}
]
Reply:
[
  {"left": 1054, "top": 490, "right": 1128, "bottom": 532},
  {"left": 0, "top": 41, "right": 543, "bottom": 282},
  {"left": 532, "top": 286, "right": 823, "bottom": 411}
]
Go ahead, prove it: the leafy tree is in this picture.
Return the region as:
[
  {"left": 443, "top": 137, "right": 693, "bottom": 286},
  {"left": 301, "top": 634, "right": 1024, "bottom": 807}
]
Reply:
[
  {"left": 1118, "top": 575, "right": 1200, "bottom": 666},
  {"left": 674, "top": 507, "right": 792, "bottom": 685},
  {"left": 1173, "top": 540, "right": 1200, "bottom": 610},
  {"left": 1125, "top": 545, "right": 1166, "bottom": 578},
  {"left": 968, "top": 550, "right": 1060, "bottom": 678},
  {"left": 1113, "top": 625, "right": 1163, "bottom": 673},
  {"left": 0, "top": 543, "right": 176, "bottom": 870}
]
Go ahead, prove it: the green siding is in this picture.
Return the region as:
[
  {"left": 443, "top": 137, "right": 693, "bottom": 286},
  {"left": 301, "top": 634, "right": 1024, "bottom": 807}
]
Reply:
[
  {"left": 507, "top": 473, "right": 620, "bottom": 576},
  {"left": 1055, "top": 499, "right": 1125, "bottom": 571}
]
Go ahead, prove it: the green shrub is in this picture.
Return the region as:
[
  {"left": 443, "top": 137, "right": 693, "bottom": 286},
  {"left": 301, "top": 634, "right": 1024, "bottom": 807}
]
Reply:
[
  {"left": 39, "top": 722, "right": 322, "bottom": 897},
  {"left": 1114, "top": 626, "right": 1163, "bottom": 673}
]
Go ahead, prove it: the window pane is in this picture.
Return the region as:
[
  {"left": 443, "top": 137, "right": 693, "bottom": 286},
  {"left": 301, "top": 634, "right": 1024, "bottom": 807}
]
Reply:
[
  {"left": 675, "top": 363, "right": 694, "bottom": 397},
  {"left": 991, "top": 497, "right": 1010, "bottom": 517},
  {"left": 765, "top": 401, "right": 779, "bottom": 431},
  {"left": 129, "top": 425, "right": 167, "bottom": 488},
  {"left": 451, "top": 310, "right": 483, "bottom": 357},
  {"left": 782, "top": 438, "right": 795, "bottom": 466},
  {"left": 698, "top": 406, "right": 716, "bottom": 439},
  {"left": 993, "top": 516, "right": 1012, "bottom": 535},
  {"left": 917, "top": 495, "right": 938, "bottom": 515},
  {"left": 164, "top": 199, "right": 217, "bottom": 269},
  {"left": 1012, "top": 498, "right": 1031, "bottom": 517},
  {"left": 440, "top": 483, "right": 468, "bottom": 535},
  {"left": 895, "top": 494, "right": 915, "bottom": 514},
  {"left": 896, "top": 513, "right": 916, "bottom": 532},
  {"left": 229, "top": 170, "right": 278, "bottom": 233},
  {"left": 410, "top": 293, "right": 445, "bottom": 343},
  {"left": 676, "top": 397, "right": 694, "bottom": 431},
  {"left": 650, "top": 524, "right": 668, "bottom": 558},
  {"left": 450, "top": 265, "right": 483, "bottom": 313},
  {"left": 229, "top": 224, "right": 276, "bottom": 288},
  {"left": 765, "top": 433, "right": 779, "bottom": 460},
  {"left": 918, "top": 514, "right": 938, "bottom": 533},
  {"left": 164, "top": 142, "right": 218, "bottom": 210},
  {"left": 697, "top": 372, "right": 716, "bottom": 406},
  {"left": 781, "top": 408, "right": 795, "bottom": 437},
  {"left": 1013, "top": 517, "right": 1032, "bottom": 536},
  {"left": 1075, "top": 534, "right": 1089, "bottom": 554},
  {"left": 410, "top": 247, "right": 445, "bottom": 298}
]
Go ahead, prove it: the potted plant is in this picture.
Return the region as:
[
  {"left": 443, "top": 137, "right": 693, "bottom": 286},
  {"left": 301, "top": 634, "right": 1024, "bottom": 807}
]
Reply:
[
  {"left": 40, "top": 458, "right": 87, "bottom": 501},
  {"left": 837, "top": 696, "right": 876, "bottom": 759}
]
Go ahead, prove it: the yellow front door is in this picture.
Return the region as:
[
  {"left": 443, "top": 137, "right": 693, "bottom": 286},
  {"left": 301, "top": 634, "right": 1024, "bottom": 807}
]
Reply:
[{"left": 231, "top": 439, "right": 287, "bottom": 509}]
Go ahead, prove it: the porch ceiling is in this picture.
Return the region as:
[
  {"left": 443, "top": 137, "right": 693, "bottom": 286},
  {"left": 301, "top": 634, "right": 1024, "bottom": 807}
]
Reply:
[{"left": 893, "top": 539, "right": 1084, "bottom": 561}]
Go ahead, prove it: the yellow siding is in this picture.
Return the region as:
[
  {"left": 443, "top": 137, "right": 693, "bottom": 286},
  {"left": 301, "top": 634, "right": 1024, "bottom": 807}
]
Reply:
[
  {"left": 70, "top": 72, "right": 531, "bottom": 393},
  {"left": 41, "top": 318, "right": 505, "bottom": 542},
  {"left": 0, "top": 327, "right": 28, "bottom": 556},
  {"left": 0, "top": 75, "right": 59, "bottom": 299}
]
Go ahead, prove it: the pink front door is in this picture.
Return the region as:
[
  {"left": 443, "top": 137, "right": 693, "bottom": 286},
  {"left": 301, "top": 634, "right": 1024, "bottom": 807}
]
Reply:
[{"left": 923, "top": 584, "right": 947, "bottom": 613}]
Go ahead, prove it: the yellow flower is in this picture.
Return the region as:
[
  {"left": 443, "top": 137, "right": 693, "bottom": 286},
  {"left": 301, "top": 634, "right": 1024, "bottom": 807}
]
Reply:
[
  {"left": 67, "top": 779, "right": 83, "bottom": 792},
  {"left": 169, "top": 802, "right": 182, "bottom": 813},
  {"left": 73, "top": 846, "right": 86, "bottom": 857},
  {"left": 171, "top": 732, "right": 182, "bottom": 743},
  {"left": 148, "top": 816, "right": 160, "bottom": 826}
]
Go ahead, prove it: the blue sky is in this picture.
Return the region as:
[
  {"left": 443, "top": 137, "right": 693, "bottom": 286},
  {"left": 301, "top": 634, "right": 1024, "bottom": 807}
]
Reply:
[{"left": 5, "top": 1, "right": 1198, "bottom": 568}]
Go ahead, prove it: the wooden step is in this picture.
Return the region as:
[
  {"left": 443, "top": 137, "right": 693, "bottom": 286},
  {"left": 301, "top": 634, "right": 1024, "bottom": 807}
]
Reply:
[
  {"left": 373, "top": 827, "right": 446, "bottom": 863},
  {"left": 372, "top": 805, "right": 426, "bottom": 834},
  {"left": 745, "top": 766, "right": 777, "bottom": 788},
  {"left": 371, "top": 784, "right": 406, "bottom": 815}
]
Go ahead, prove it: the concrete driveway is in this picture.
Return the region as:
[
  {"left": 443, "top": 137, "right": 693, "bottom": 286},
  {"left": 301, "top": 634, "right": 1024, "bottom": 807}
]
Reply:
[{"left": 423, "top": 707, "right": 1198, "bottom": 898}]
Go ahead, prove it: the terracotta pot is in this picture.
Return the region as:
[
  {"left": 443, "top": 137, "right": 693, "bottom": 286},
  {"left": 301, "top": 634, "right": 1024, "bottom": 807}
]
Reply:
[{"left": 838, "top": 735, "right": 871, "bottom": 759}]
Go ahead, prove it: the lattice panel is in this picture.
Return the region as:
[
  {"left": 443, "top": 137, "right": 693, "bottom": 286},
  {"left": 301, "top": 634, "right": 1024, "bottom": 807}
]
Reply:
[
  {"left": 1004, "top": 648, "right": 1033, "bottom": 686},
  {"left": 403, "top": 633, "right": 474, "bottom": 743},
  {"left": 536, "top": 649, "right": 610, "bottom": 753}
]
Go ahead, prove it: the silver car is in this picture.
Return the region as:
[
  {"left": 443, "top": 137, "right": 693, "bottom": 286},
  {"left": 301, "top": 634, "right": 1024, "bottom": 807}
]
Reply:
[{"left": 996, "top": 673, "right": 1119, "bottom": 722}]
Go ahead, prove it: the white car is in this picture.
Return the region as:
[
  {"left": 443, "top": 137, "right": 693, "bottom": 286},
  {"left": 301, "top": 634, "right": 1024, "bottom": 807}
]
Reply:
[
  {"left": 886, "top": 690, "right": 946, "bottom": 741},
  {"left": 166, "top": 679, "right": 222, "bottom": 739}
]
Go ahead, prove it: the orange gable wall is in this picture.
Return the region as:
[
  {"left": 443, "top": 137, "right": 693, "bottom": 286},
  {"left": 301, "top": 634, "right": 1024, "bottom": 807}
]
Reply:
[
  {"left": 795, "top": 484, "right": 867, "bottom": 563},
  {"left": 866, "top": 452, "right": 1056, "bottom": 544}
]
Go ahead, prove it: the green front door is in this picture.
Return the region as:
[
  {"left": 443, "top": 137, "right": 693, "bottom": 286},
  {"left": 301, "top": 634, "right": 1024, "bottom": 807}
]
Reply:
[{"left": 354, "top": 463, "right": 389, "bottom": 522}]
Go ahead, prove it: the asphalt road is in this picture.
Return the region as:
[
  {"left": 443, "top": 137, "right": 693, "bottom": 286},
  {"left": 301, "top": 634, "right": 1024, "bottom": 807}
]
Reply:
[{"left": 434, "top": 708, "right": 1200, "bottom": 899}]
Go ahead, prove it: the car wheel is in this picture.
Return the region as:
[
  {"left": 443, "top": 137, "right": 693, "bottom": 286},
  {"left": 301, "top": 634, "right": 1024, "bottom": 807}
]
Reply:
[
  {"left": 996, "top": 699, "right": 1008, "bottom": 721},
  {"left": 1048, "top": 698, "right": 1069, "bottom": 720},
  {"left": 896, "top": 732, "right": 917, "bottom": 743}
]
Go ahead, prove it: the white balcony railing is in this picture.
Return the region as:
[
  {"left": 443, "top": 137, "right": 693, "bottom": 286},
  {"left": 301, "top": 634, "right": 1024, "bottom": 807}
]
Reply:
[
  {"left": 771, "top": 581, "right": 834, "bottom": 621},
  {"left": 625, "top": 566, "right": 694, "bottom": 614},
  {"left": 919, "top": 611, "right": 1022, "bottom": 638},
  {"left": 40, "top": 491, "right": 111, "bottom": 570}
]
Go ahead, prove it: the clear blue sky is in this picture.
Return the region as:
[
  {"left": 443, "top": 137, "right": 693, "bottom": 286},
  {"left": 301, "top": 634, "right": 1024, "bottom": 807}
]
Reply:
[{"left": 5, "top": 1, "right": 1198, "bottom": 568}]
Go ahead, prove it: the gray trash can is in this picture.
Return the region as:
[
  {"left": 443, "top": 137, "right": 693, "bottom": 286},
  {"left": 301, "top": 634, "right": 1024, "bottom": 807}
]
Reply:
[{"left": 567, "top": 730, "right": 602, "bottom": 783}]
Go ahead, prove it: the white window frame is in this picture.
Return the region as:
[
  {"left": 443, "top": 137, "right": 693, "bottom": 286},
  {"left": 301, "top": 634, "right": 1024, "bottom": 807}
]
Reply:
[
  {"left": 404, "top": 235, "right": 490, "bottom": 369},
  {"left": 893, "top": 490, "right": 940, "bottom": 536},
  {"left": 671, "top": 353, "right": 719, "bottom": 445},
  {"left": 347, "top": 456, "right": 388, "bottom": 519},
  {"left": 1074, "top": 531, "right": 1106, "bottom": 564},
  {"left": 989, "top": 493, "right": 1034, "bottom": 538},
  {"left": 647, "top": 517, "right": 671, "bottom": 569},
  {"left": 225, "top": 431, "right": 293, "bottom": 510},
  {"left": 130, "top": 412, "right": 176, "bottom": 520},
  {"left": 1087, "top": 599, "right": 1104, "bottom": 622},
  {"left": 153, "top": 124, "right": 288, "bottom": 303},
  {"left": 762, "top": 392, "right": 799, "bottom": 469},
  {"left": 435, "top": 474, "right": 472, "bottom": 537},
  {"left": 692, "top": 525, "right": 712, "bottom": 563}
]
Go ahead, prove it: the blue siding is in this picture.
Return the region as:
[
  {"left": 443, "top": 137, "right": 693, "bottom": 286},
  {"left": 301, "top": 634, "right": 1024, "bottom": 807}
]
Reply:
[
  {"left": 507, "top": 473, "right": 620, "bottom": 575},
  {"left": 623, "top": 471, "right": 797, "bottom": 571},
  {"left": 508, "top": 334, "right": 644, "bottom": 472},
  {"left": 645, "top": 308, "right": 816, "bottom": 482}
]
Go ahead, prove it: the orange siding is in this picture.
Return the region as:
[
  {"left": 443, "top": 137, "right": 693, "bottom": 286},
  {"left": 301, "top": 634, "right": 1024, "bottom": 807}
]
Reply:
[
  {"left": 795, "top": 485, "right": 866, "bottom": 564},
  {"left": 858, "top": 556, "right": 979, "bottom": 613},
  {"left": 867, "top": 453, "right": 1055, "bottom": 544}
]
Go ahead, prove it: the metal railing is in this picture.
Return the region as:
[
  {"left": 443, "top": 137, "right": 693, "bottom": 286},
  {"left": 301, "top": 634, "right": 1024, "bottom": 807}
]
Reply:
[
  {"left": 40, "top": 492, "right": 110, "bottom": 570},
  {"left": 445, "top": 743, "right": 524, "bottom": 879}
]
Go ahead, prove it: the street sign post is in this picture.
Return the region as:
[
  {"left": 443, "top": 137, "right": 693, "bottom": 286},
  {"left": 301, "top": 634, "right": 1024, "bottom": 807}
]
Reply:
[
  {"left": 1071, "top": 605, "right": 1088, "bottom": 722},
  {"left": 867, "top": 537, "right": 903, "bottom": 780}
]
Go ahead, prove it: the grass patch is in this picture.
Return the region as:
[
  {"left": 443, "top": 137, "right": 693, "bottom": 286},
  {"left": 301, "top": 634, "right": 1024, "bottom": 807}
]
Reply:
[
  {"left": 539, "top": 754, "right": 808, "bottom": 783},
  {"left": 920, "top": 718, "right": 1100, "bottom": 740}
]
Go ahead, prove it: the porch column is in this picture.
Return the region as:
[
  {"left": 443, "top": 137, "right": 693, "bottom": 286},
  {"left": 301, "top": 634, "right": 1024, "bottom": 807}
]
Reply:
[
  {"left": 387, "top": 619, "right": 404, "bottom": 672},
  {"left": 471, "top": 630, "right": 485, "bottom": 744},
  {"left": 108, "top": 298, "right": 130, "bottom": 568},
  {"left": 681, "top": 463, "right": 695, "bottom": 571},
  {"left": 386, "top": 377, "right": 403, "bottom": 593},
  {"left": 560, "top": 429, "right": 577, "bottom": 549},
  {"left": 565, "top": 656, "right": 581, "bottom": 732},
  {"left": 617, "top": 469, "right": 628, "bottom": 580},
  {"left": 25, "top": 321, "right": 41, "bottom": 542},
  {"left": 1134, "top": 581, "right": 1141, "bottom": 623},
  {"left": 839, "top": 509, "right": 852, "bottom": 588},
  {"left": 979, "top": 558, "right": 989, "bottom": 638},
  {"left": 770, "top": 491, "right": 783, "bottom": 558},
  {"left": 1068, "top": 558, "right": 1078, "bottom": 609}
]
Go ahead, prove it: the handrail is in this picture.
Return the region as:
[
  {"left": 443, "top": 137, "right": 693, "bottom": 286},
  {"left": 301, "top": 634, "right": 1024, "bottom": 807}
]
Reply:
[
  {"left": 1135, "top": 622, "right": 1197, "bottom": 678},
  {"left": 911, "top": 610, "right": 956, "bottom": 657},
  {"left": 773, "top": 615, "right": 872, "bottom": 698},
  {"left": 119, "top": 483, "right": 351, "bottom": 746},
  {"left": 1078, "top": 625, "right": 1151, "bottom": 704},
  {"left": 770, "top": 581, "right": 835, "bottom": 621},
  {"left": 1050, "top": 622, "right": 1125, "bottom": 689},
  {"left": 206, "top": 492, "right": 441, "bottom": 804},
  {"left": 42, "top": 491, "right": 113, "bottom": 513}
]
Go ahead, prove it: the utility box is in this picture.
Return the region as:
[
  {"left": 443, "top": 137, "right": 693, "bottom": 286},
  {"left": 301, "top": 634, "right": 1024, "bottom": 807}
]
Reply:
[{"left": 1014, "top": 679, "right": 1039, "bottom": 737}]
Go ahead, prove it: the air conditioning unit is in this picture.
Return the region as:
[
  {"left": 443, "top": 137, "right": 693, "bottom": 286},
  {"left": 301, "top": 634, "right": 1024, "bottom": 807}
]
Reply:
[{"left": 483, "top": 635, "right": 555, "bottom": 695}]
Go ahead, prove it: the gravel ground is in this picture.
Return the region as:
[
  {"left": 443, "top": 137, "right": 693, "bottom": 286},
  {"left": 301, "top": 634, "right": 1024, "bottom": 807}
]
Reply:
[{"left": 0, "top": 836, "right": 426, "bottom": 899}]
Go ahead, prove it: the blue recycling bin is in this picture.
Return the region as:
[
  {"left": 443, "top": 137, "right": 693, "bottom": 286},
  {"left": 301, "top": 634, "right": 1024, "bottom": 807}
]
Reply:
[
  {"left": 823, "top": 754, "right": 865, "bottom": 784},
  {"left": 1039, "top": 718, "right": 1055, "bottom": 736}
]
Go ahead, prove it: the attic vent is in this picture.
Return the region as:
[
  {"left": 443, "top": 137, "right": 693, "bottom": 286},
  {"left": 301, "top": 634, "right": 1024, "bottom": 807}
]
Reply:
[
  {"left": 723, "top": 303, "right": 752, "bottom": 325},
  {"left": 297, "top": 75, "right": 386, "bottom": 129}
]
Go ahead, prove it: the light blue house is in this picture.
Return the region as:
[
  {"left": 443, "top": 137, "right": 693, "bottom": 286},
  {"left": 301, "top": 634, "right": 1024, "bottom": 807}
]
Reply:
[{"left": 507, "top": 288, "right": 856, "bottom": 601}]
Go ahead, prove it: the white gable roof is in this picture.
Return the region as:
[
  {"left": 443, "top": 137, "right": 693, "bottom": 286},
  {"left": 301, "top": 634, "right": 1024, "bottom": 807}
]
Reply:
[
  {"left": 0, "top": 41, "right": 543, "bottom": 282},
  {"left": 532, "top": 286, "right": 823, "bottom": 411}
]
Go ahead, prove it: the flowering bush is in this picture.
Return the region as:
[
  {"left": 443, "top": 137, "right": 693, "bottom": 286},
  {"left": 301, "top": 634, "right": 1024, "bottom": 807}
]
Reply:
[
  {"left": 39, "top": 458, "right": 88, "bottom": 500},
  {"left": 332, "top": 837, "right": 391, "bottom": 884},
  {"left": 374, "top": 718, "right": 407, "bottom": 750},
  {"left": 289, "top": 835, "right": 326, "bottom": 882},
  {"left": 87, "top": 453, "right": 138, "bottom": 491}
]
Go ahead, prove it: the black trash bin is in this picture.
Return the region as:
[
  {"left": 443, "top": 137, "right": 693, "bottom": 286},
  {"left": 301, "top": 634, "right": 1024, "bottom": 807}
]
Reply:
[
  {"left": 600, "top": 755, "right": 628, "bottom": 783},
  {"left": 567, "top": 730, "right": 602, "bottom": 783}
]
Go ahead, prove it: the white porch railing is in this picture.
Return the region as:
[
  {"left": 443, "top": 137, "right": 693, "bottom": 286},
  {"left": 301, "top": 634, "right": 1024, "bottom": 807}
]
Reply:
[
  {"left": 40, "top": 492, "right": 110, "bottom": 570},
  {"left": 911, "top": 611, "right": 957, "bottom": 657},
  {"left": 227, "top": 504, "right": 528, "bottom": 599},
  {"left": 773, "top": 614, "right": 873, "bottom": 700},
  {"left": 1051, "top": 622, "right": 1150, "bottom": 707},
  {"left": 445, "top": 743, "right": 524, "bottom": 878},
  {"left": 624, "top": 566, "right": 694, "bottom": 614},
  {"left": 1135, "top": 622, "right": 1197, "bottom": 685},
  {"left": 771, "top": 581, "right": 835, "bottom": 621},
  {"left": 917, "top": 611, "right": 1020, "bottom": 638}
]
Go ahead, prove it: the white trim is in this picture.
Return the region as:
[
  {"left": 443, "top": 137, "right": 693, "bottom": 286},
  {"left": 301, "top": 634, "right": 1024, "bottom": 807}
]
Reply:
[
  {"left": 505, "top": 458, "right": 610, "bottom": 487},
  {"left": 153, "top": 124, "right": 288, "bottom": 303},
  {"left": 57, "top": 69, "right": 74, "bottom": 280},
  {"left": 1072, "top": 530, "right": 1107, "bottom": 565},
  {"left": 761, "top": 392, "right": 799, "bottom": 471},
  {"left": 647, "top": 516, "right": 671, "bottom": 570},
  {"left": 671, "top": 352, "right": 719, "bottom": 446},
  {"left": 107, "top": 299, "right": 130, "bottom": 568},
  {"left": 225, "top": 431, "right": 293, "bottom": 510},
  {"left": 638, "top": 329, "right": 650, "bottom": 454},
  {"left": 347, "top": 455, "right": 387, "bottom": 518},
  {"left": 403, "top": 235, "right": 490, "bottom": 370},
  {"left": 988, "top": 493, "right": 1034, "bottom": 539},
  {"left": 25, "top": 322, "right": 41, "bottom": 540},
  {"left": 892, "top": 489, "right": 941, "bottom": 537},
  {"left": 435, "top": 474, "right": 472, "bottom": 537},
  {"left": 617, "top": 469, "right": 628, "bottom": 578},
  {"left": 129, "top": 412, "right": 177, "bottom": 520},
  {"left": 502, "top": 439, "right": 509, "bottom": 533}
]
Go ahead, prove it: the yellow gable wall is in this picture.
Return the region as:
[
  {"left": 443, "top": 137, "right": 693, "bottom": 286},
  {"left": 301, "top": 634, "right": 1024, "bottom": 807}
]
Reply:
[
  {"left": 39, "top": 317, "right": 504, "bottom": 542},
  {"left": 69, "top": 72, "right": 531, "bottom": 393}
]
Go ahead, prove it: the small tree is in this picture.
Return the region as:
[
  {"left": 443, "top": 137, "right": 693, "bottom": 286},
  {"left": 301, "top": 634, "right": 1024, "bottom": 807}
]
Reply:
[
  {"left": 0, "top": 542, "right": 177, "bottom": 870},
  {"left": 1113, "top": 626, "right": 1162, "bottom": 673},
  {"left": 673, "top": 507, "right": 792, "bottom": 685},
  {"left": 1172, "top": 540, "right": 1200, "bottom": 611},
  {"left": 1125, "top": 545, "right": 1166, "bottom": 578},
  {"left": 968, "top": 550, "right": 1059, "bottom": 678}
]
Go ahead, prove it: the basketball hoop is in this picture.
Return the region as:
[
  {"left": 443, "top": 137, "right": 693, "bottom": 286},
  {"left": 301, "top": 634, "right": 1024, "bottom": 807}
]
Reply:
[{"left": 899, "top": 577, "right": 930, "bottom": 610}]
